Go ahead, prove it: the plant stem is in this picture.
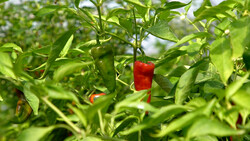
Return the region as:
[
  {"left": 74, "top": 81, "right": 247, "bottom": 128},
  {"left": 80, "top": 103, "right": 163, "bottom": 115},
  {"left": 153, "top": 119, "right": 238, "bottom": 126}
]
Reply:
[
  {"left": 185, "top": 17, "right": 200, "bottom": 32},
  {"left": 133, "top": 8, "right": 138, "bottom": 64},
  {"left": 97, "top": 4, "right": 104, "bottom": 36},
  {"left": 105, "top": 32, "right": 134, "bottom": 47},
  {"left": 116, "top": 78, "right": 129, "bottom": 86},
  {"left": 42, "top": 97, "right": 81, "bottom": 134},
  {"left": 98, "top": 110, "right": 105, "bottom": 134}
]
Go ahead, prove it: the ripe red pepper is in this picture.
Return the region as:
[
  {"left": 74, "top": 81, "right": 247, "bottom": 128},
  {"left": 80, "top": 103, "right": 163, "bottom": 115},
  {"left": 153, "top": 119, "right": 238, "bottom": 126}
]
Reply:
[
  {"left": 133, "top": 61, "right": 155, "bottom": 103},
  {"left": 89, "top": 93, "right": 106, "bottom": 103}
]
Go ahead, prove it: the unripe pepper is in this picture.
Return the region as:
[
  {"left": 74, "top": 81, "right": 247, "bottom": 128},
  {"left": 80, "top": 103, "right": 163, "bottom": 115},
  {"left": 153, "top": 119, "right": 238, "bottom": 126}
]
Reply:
[
  {"left": 133, "top": 61, "right": 155, "bottom": 103},
  {"left": 91, "top": 46, "right": 116, "bottom": 92},
  {"left": 15, "top": 89, "right": 32, "bottom": 123},
  {"left": 90, "top": 93, "right": 106, "bottom": 103}
]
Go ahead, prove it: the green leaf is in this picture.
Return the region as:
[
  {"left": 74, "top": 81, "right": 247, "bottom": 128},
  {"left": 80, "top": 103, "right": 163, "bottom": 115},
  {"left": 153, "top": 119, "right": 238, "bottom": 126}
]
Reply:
[
  {"left": 175, "top": 67, "right": 199, "bottom": 104},
  {"left": 46, "top": 84, "right": 79, "bottom": 103},
  {"left": 87, "top": 93, "right": 115, "bottom": 121},
  {"left": 79, "top": 8, "right": 98, "bottom": 25},
  {"left": 210, "top": 37, "right": 233, "bottom": 86},
  {"left": 36, "top": 5, "right": 66, "bottom": 16},
  {"left": 231, "top": 90, "right": 250, "bottom": 110},
  {"left": 193, "top": 0, "right": 212, "bottom": 17},
  {"left": 41, "top": 28, "right": 77, "bottom": 78},
  {"left": 185, "top": 97, "right": 207, "bottom": 109},
  {"left": 59, "top": 35, "right": 73, "bottom": 57},
  {"left": 17, "top": 126, "right": 55, "bottom": 141},
  {"left": 76, "top": 38, "right": 111, "bottom": 51},
  {"left": 214, "top": 18, "right": 231, "bottom": 36},
  {"left": 75, "top": 0, "right": 80, "bottom": 8},
  {"left": 23, "top": 83, "right": 40, "bottom": 115},
  {"left": 0, "top": 52, "right": 16, "bottom": 79},
  {"left": 124, "top": 0, "right": 147, "bottom": 8},
  {"left": 225, "top": 73, "right": 249, "bottom": 100},
  {"left": 113, "top": 116, "right": 138, "bottom": 137},
  {"left": 167, "top": 66, "right": 188, "bottom": 77},
  {"left": 119, "top": 18, "right": 133, "bottom": 33},
  {"left": 68, "top": 105, "right": 87, "bottom": 127},
  {"left": 230, "top": 17, "right": 250, "bottom": 59},
  {"left": 154, "top": 74, "right": 173, "bottom": 93},
  {"left": 155, "top": 48, "right": 186, "bottom": 68},
  {"left": 115, "top": 90, "right": 147, "bottom": 113},
  {"left": 146, "top": 20, "right": 178, "bottom": 42},
  {"left": 122, "top": 105, "right": 187, "bottom": 135},
  {"left": 187, "top": 117, "right": 244, "bottom": 139},
  {"left": 154, "top": 99, "right": 216, "bottom": 137},
  {"left": 194, "top": 1, "right": 236, "bottom": 22},
  {"left": 13, "top": 52, "right": 33, "bottom": 80},
  {"left": 180, "top": 43, "right": 202, "bottom": 57},
  {"left": 160, "top": 1, "right": 191, "bottom": 12},
  {"left": 106, "top": 8, "right": 130, "bottom": 20},
  {"left": 174, "top": 32, "right": 211, "bottom": 47},
  {"left": 1, "top": 43, "right": 23, "bottom": 53},
  {"left": 117, "top": 101, "right": 158, "bottom": 113},
  {"left": 53, "top": 61, "right": 92, "bottom": 82}
]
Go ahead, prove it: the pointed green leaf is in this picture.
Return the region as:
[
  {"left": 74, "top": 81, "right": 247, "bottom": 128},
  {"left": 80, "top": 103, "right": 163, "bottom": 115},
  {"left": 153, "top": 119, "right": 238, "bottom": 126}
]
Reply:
[
  {"left": 175, "top": 67, "right": 199, "bottom": 104},
  {"left": 122, "top": 105, "right": 187, "bottom": 135},
  {"left": 46, "top": 84, "right": 79, "bottom": 103},
  {"left": 210, "top": 37, "right": 233, "bottom": 86},
  {"left": 24, "top": 83, "right": 40, "bottom": 115},
  {"left": 194, "top": 1, "right": 236, "bottom": 22},
  {"left": 53, "top": 61, "right": 92, "bottom": 82},
  {"left": 154, "top": 99, "right": 216, "bottom": 137},
  {"left": 41, "top": 29, "right": 77, "bottom": 78},
  {"left": 75, "top": 0, "right": 80, "bottom": 8},
  {"left": 17, "top": 126, "right": 55, "bottom": 141},
  {"left": 113, "top": 116, "right": 138, "bottom": 137},
  {"left": 174, "top": 32, "right": 211, "bottom": 47},
  {"left": 124, "top": 0, "right": 146, "bottom": 8},
  {"left": 230, "top": 17, "right": 250, "bottom": 59},
  {"left": 225, "top": 73, "right": 249, "bottom": 99},
  {"left": 231, "top": 90, "right": 250, "bottom": 110},
  {"left": 76, "top": 38, "right": 111, "bottom": 50},
  {"left": 59, "top": 35, "right": 73, "bottom": 57},
  {"left": 154, "top": 74, "right": 173, "bottom": 93},
  {"left": 36, "top": 5, "right": 66, "bottom": 16},
  {"left": 1, "top": 43, "right": 23, "bottom": 53},
  {"left": 146, "top": 20, "right": 178, "bottom": 42},
  {"left": 187, "top": 117, "right": 244, "bottom": 139},
  {"left": 0, "top": 52, "right": 16, "bottom": 79}
]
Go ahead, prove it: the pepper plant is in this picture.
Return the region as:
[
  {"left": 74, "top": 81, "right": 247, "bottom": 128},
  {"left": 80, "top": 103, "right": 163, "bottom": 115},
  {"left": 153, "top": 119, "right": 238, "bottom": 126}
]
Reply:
[{"left": 0, "top": 0, "right": 250, "bottom": 141}]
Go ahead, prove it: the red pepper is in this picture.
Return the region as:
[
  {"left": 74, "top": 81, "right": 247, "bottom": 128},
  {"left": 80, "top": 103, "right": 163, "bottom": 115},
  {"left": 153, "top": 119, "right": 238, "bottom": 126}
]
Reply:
[
  {"left": 133, "top": 61, "right": 155, "bottom": 103},
  {"left": 89, "top": 93, "right": 106, "bottom": 104}
]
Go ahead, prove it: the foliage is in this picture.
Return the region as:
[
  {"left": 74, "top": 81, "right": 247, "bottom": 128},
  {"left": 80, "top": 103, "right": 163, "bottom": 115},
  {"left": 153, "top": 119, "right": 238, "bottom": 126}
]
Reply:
[{"left": 0, "top": 0, "right": 250, "bottom": 141}]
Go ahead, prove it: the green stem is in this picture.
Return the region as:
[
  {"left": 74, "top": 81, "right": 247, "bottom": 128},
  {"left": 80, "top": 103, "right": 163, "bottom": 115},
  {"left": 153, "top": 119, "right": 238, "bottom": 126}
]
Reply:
[
  {"left": 133, "top": 8, "right": 138, "bottom": 48},
  {"left": 105, "top": 32, "right": 134, "bottom": 47},
  {"left": 42, "top": 97, "right": 81, "bottom": 134},
  {"left": 116, "top": 78, "right": 129, "bottom": 86},
  {"left": 133, "top": 8, "right": 138, "bottom": 64},
  {"left": 97, "top": 4, "right": 104, "bottom": 36},
  {"left": 139, "top": 48, "right": 146, "bottom": 63},
  {"left": 134, "top": 47, "right": 137, "bottom": 63},
  {"left": 98, "top": 110, "right": 105, "bottom": 134},
  {"left": 185, "top": 17, "right": 200, "bottom": 32}
]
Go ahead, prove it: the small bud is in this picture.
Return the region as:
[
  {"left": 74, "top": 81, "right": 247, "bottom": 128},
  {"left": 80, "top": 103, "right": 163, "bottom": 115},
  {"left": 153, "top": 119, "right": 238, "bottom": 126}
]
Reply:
[
  {"left": 224, "top": 29, "right": 230, "bottom": 34},
  {"left": 180, "top": 15, "right": 185, "bottom": 20}
]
